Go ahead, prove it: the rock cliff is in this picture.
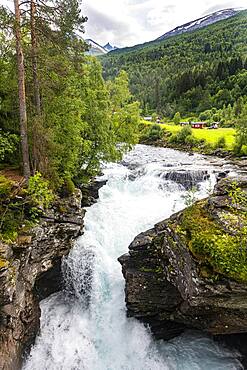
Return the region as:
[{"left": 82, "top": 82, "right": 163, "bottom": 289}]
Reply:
[
  {"left": 119, "top": 177, "right": 247, "bottom": 343},
  {"left": 0, "top": 190, "right": 84, "bottom": 370}
]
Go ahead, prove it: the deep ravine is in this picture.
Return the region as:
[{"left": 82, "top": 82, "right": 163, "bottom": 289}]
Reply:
[{"left": 23, "top": 145, "right": 243, "bottom": 370}]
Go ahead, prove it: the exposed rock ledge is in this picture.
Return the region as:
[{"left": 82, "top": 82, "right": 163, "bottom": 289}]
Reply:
[
  {"left": 119, "top": 177, "right": 247, "bottom": 346},
  {"left": 0, "top": 189, "right": 84, "bottom": 370}
]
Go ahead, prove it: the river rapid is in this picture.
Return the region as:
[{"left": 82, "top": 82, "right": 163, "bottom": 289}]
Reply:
[{"left": 23, "top": 145, "right": 243, "bottom": 370}]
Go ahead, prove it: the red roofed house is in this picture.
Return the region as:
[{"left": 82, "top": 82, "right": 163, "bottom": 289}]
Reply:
[{"left": 191, "top": 122, "right": 205, "bottom": 129}]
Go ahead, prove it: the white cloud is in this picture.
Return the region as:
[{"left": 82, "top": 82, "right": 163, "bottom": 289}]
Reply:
[
  {"left": 0, "top": 0, "right": 245, "bottom": 47},
  {"left": 82, "top": 0, "right": 246, "bottom": 47}
]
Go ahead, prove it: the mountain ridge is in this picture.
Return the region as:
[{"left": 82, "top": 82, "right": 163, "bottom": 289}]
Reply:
[
  {"left": 85, "top": 39, "right": 118, "bottom": 56},
  {"left": 108, "top": 8, "right": 244, "bottom": 56},
  {"left": 156, "top": 8, "right": 241, "bottom": 42},
  {"left": 101, "top": 10, "right": 247, "bottom": 117}
]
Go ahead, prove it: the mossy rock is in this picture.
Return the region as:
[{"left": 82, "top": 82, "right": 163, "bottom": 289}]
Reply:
[{"left": 179, "top": 201, "right": 247, "bottom": 283}]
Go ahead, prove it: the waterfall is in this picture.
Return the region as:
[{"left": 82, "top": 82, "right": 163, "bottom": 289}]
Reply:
[{"left": 23, "top": 145, "right": 242, "bottom": 370}]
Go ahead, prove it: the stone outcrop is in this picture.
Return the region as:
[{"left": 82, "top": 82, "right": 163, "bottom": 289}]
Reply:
[
  {"left": 162, "top": 169, "right": 210, "bottom": 190},
  {"left": 119, "top": 177, "right": 247, "bottom": 343},
  {"left": 0, "top": 190, "right": 84, "bottom": 370}
]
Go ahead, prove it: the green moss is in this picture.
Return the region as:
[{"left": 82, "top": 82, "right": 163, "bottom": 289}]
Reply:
[
  {"left": 140, "top": 266, "right": 163, "bottom": 274},
  {"left": 61, "top": 177, "right": 76, "bottom": 196},
  {"left": 0, "top": 174, "right": 13, "bottom": 197},
  {"left": 0, "top": 258, "right": 9, "bottom": 269},
  {"left": 180, "top": 201, "right": 247, "bottom": 283}
]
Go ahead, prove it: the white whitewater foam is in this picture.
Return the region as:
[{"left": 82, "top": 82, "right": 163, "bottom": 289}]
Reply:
[{"left": 23, "top": 145, "right": 242, "bottom": 370}]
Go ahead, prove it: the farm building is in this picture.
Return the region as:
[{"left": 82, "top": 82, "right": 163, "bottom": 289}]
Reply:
[{"left": 191, "top": 122, "right": 205, "bottom": 129}]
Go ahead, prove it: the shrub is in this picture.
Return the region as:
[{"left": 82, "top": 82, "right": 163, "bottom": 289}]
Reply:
[
  {"left": 173, "top": 112, "right": 181, "bottom": 125},
  {"left": 176, "top": 126, "right": 192, "bottom": 143},
  {"left": 241, "top": 145, "right": 247, "bottom": 156},
  {"left": 215, "top": 136, "right": 226, "bottom": 149},
  {"left": 0, "top": 175, "right": 13, "bottom": 198},
  {"left": 62, "top": 177, "right": 76, "bottom": 196},
  {"left": 148, "top": 124, "right": 163, "bottom": 141},
  {"left": 168, "top": 134, "right": 178, "bottom": 144},
  {"left": 28, "top": 172, "right": 54, "bottom": 209},
  {"left": 184, "top": 134, "right": 199, "bottom": 147},
  {"left": 139, "top": 123, "right": 163, "bottom": 142},
  {"left": 0, "top": 131, "right": 19, "bottom": 163}
]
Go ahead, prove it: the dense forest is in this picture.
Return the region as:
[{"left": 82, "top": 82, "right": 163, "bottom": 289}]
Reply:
[
  {"left": 0, "top": 0, "right": 140, "bottom": 241},
  {"left": 102, "top": 11, "right": 247, "bottom": 124},
  {"left": 0, "top": 0, "right": 140, "bottom": 186}
]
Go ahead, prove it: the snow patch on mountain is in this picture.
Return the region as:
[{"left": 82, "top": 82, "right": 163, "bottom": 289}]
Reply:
[
  {"left": 85, "top": 40, "right": 118, "bottom": 56},
  {"left": 156, "top": 8, "right": 241, "bottom": 41}
]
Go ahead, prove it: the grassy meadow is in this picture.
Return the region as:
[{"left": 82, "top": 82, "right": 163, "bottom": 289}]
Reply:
[{"left": 142, "top": 121, "right": 236, "bottom": 150}]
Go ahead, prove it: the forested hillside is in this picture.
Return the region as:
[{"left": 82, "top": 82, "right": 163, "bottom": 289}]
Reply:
[{"left": 102, "top": 11, "right": 247, "bottom": 119}]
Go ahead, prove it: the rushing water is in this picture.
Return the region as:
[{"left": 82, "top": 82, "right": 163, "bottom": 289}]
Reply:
[{"left": 24, "top": 145, "right": 242, "bottom": 370}]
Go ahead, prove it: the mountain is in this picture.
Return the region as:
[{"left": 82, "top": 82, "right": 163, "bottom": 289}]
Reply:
[
  {"left": 85, "top": 39, "right": 108, "bottom": 56},
  {"left": 156, "top": 8, "right": 241, "bottom": 41},
  {"left": 104, "top": 43, "right": 118, "bottom": 52},
  {"left": 102, "top": 10, "right": 247, "bottom": 117},
  {"left": 85, "top": 39, "right": 118, "bottom": 56}
]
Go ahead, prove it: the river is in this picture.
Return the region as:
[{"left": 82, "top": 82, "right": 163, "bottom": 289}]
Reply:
[{"left": 23, "top": 145, "right": 243, "bottom": 370}]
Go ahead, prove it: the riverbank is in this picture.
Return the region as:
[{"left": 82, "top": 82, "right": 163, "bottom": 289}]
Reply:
[
  {"left": 140, "top": 135, "right": 247, "bottom": 173},
  {"left": 0, "top": 189, "right": 84, "bottom": 369},
  {"left": 139, "top": 120, "right": 247, "bottom": 161}
]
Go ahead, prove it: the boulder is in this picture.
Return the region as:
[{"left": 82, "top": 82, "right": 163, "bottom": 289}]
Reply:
[
  {"left": 162, "top": 169, "right": 210, "bottom": 190},
  {"left": 119, "top": 176, "right": 247, "bottom": 344}
]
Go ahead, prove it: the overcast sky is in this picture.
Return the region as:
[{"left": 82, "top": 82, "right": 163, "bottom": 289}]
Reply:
[
  {"left": 0, "top": 0, "right": 246, "bottom": 47},
  {"left": 82, "top": 0, "right": 246, "bottom": 47}
]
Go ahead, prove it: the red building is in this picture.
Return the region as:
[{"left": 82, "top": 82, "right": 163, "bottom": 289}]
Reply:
[{"left": 191, "top": 122, "right": 205, "bottom": 129}]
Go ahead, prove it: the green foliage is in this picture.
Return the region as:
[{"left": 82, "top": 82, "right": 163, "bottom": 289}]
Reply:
[
  {"left": 62, "top": 177, "right": 76, "bottom": 196},
  {"left": 0, "top": 174, "right": 13, "bottom": 197},
  {"left": 0, "top": 130, "right": 19, "bottom": 162},
  {"left": 182, "top": 186, "right": 197, "bottom": 207},
  {"left": 0, "top": 174, "right": 22, "bottom": 242},
  {"left": 215, "top": 136, "right": 226, "bottom": 149},
  {"left": 102, "top": 11, "right": 247, "bottom": 117},
  {"left": 151, "top": 113, "right": 158, "bottom": 122},
  {"left": 179, "top": 182, "right": 247, "bottom": 282},
  {"left": 184, "top": 134, "right": 199, "bottom": 147},
  {"left": 173, "top": 112, "right": 181, "bottom": 125},
  {"left": 169, "top": 125, "right": 192, "bottom": 144},
  {"left": 147, "top": 124, "right": 163, "bottom": 141},
  {"left": 0, "top": 172, "right": 55, "bottom": 242},
  {"left": 234, "top": 104, "right": 247, "bottom": 155},
  {"left": 28, "top": 172, "right": 54, "bottom": 209}
]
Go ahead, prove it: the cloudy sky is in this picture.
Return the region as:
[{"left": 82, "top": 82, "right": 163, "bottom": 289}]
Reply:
[{"left": 82, "top": 0, "right": 246, "bottom": 47}]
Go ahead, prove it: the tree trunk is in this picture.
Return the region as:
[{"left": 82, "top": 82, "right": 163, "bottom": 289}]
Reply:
[
  {"left": 31, "top": 0, "right": 41, "bottom": 116},
  {"left": 14, "top": 0, "right": 31, "bottom": 180}
]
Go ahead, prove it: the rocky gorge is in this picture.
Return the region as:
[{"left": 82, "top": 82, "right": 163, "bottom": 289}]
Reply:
[
  {"left": 0, "top": 190, "right": 84, "bottom": 370},
  {"left": 119, "top": 174, "right": 247, "bottom": 364},
  {"left": 2, "top": 145, "right": 247, "bottom": 370}
]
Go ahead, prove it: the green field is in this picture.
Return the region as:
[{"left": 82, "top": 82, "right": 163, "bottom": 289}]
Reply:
[{"left": 143, "top": 121, "right": 236, "bottom": 149}]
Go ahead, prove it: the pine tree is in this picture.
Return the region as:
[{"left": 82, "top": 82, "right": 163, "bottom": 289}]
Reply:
[{"left": 13, "top": 0, "right": 31, "bottom": 180}]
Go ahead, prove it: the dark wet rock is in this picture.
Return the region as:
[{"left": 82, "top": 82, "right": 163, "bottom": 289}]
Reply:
[
  {"left": 161, "top": 169, "right": 210, "bottom": 190},
  {"left": 80, "top": 179, "right": 107, "bottom": 207},
  {"left": 119, "top": 176, "right": 247, "bottom": 365},
  {"left": 216, "top": 170, "right": 230, "bottom": 181},
  {"left": 0, "top": 190, "right": 84, "bottom": 370}
]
